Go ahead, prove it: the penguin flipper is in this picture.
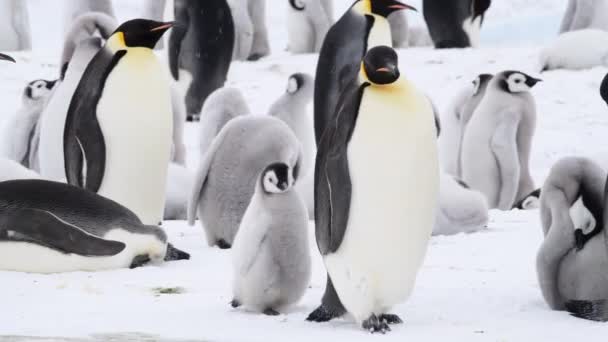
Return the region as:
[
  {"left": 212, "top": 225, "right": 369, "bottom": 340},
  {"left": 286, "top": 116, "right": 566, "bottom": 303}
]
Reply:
[
  {"left": 490, "top": 114, "right": 521, "bottom": 210},
  {"left": 0, "top": 208, "right": 126, "bottom": 257},
  {"left": 78, "top": 117, "right": 107, "bottom": 192}
]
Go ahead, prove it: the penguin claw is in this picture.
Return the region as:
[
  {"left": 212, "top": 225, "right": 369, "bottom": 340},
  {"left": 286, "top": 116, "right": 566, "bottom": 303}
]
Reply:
[
  {"left": 306, "top": 305, "right": 340, "bottom": 322},
  {"left": 362, "top": 314, "right": 392, "bottom": 334},
  {"left": 230, "top": 299, "right": 241, "bottom": 308},
  {"left": 379, "top": 314, "right": 404, "bottom": 325}
]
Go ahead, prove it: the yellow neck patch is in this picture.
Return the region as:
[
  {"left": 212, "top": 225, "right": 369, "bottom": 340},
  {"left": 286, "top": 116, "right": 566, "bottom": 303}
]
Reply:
[
  {"left": 353, "top": 0, "right": 372, "bottom": 15},
  {"left": 106, "top": 32, "right": 126, "bottom": 52}
]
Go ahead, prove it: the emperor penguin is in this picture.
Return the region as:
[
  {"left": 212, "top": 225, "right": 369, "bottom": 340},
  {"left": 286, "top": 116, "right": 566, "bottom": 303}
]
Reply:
[
  {"left": 314, "top": 0, "right": 416, "bottom": 144},
  {"left": 0, "top": 0, "right": 31, "bottom": 51},
  {"left": 286, "top": 0, "right": 333, "bottom": 54},
  {"left": 0, "top": 179, "right": 189, "bottom": 274},
  {"left": 461, "top": 71, "right": 541, "bottom": 211},
  {"left": 38, "top": 13, "right": 117, "bottom": 181},
  {"left": 63, "top": 19, "right": 174, "bottom": 226},
  {"left": 269, "top": 73, "right": 315, "bottom": 218},
  {"left": 63, "top": 0, "right": 115, "bottom": 33},
  {"left": 1, "top": 79, "right": 56, "bottom": 170},
  {"left": 537, "top": 157, "right": 608, "bottom": 322},
  {"left": 187, "top": 116, "right": 302, "bottom": 249},
  {"left": 439, "top": 73, "right": 493, "bottom": 177},
  {"left": 423, "top": 0, "right": 491, "bottom": 48},
  {"left": 227, "top": 0, "right": 271, "bottom": 61},
  {"left": 199, "top": 87, "right": 251, "bottom": 158},
  {"left": 231, "top": 162, "right": 311, "bottom": 316},
  {"left": 540, "top": 29, "right": 608, "bottom": 71},
  {"left": 434, "top": 173, "right": 489, "bottom": 236},
  {"left": 312, "top": 46, "right": 439, "bottom": 332},
  {"left": 169, "top": 0, "right": 235, "bottom": 121},
  {"left": 142, "top": 0, "right": 168, "bottom": 49},
  {"left": 560, "top": 0, "right": 608, "bottom": 33}
]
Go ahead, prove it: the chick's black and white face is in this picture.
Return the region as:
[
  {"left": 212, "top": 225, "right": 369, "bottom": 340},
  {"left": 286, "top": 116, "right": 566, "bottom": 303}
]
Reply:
[
  {"left": 25, "top": 79, "right": 56, "bottom": 101},
  {"left": 262, "top": 163, "right": 293, "bottom": 194},
  {"left": 502, "top": 72, "right": 541, "bottom": 94}
]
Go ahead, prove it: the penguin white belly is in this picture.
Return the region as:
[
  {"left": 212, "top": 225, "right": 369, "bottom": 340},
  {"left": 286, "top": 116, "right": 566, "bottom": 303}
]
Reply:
[
  {"left": 97, "top": 48, "right": 173, "bottom": 225},
  {"left": 462, "top": 17, "right": 481, "bottom": 48},
  {"left": 324, "top": 86, "right": 439, "bottom": 322}
]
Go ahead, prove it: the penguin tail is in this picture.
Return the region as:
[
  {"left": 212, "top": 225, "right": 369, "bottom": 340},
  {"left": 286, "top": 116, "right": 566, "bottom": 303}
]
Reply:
[
  {"left": 565, "top": 300, "right": 608, "bottom": 322},
  {"left": 165, "top": 243, "right": 191, "bottom": 261}
]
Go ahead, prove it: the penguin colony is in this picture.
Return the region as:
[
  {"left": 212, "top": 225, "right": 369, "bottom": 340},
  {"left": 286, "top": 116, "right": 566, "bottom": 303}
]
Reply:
[{"left": 0, "top": 0, "right": 607, "bottom": 335}]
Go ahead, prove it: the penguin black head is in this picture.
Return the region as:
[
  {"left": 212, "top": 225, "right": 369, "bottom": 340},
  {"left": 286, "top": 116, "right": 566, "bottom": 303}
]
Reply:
[
  {"left": 498, "top": 71, "right": 542, "bottom": 94},
  {"left": 0, "top": 53, "right": 15, "bottom": 63},
  {"left": 355, "top": 0, "right": 417, "bottom": 17},
  {"left": 111, "top": 19, "right": 173, "bottom": 49},
  {"left": 24, "top": 79, "right": 57, "bottom": 100},
  {"left": 362, "top": 46, "right": 400, "bottom": 85},
  {"left": 600, "top": 73, "right": 608, "bottom": 106},
  {"left": 472, "top": 73, "right": 494, "bottom": 95},
  {"left": 261, "top": 163, "right": 294, "bottom": 194},
  {"left": 287, "top": 73, "right": 306, "bottom": 94}
]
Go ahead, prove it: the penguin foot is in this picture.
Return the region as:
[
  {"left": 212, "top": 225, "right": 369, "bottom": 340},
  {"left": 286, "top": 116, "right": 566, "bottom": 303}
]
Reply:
[
  {"left": 216, "top": 239, "right": 232, "bottom": 250},
  {"left": 164, "top": 243, "right": 191, "bottom": 261},
  {"left": 263, "top": 308, "right": 280, "bottom": 316},
  {"left": 306, "top": 305, "right": 341, "bottom": 322},
  {"left": 230, "top": 299, "right": 241, "bottom": 308},
  {"left": 186, "top": 114, "right": 200, "bottom": 122},
  {"left": 362, "top": 314, "right": 391, "bottom": 334},
  {"left": 379, "top": 314, "right": 403, "bottom": 325},
  {"left": 247, "top": 53, "right": 264, "bottom": 61}
]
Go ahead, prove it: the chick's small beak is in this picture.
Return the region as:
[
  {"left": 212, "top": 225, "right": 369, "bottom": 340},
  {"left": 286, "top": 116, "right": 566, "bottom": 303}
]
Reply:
[
  {"left": 150, "top": 21, "right": 174, "bottom": 32},
  {"left": 0, "top": 53, "right": 15, "bottom": 63}
]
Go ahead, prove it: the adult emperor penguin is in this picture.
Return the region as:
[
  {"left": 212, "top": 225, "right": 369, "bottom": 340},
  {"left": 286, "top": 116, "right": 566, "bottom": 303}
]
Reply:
[
  {"left": 560, "top": 0, "right": 608, "bottom": 33},
  {"left": 231, "top": 162, "right": 311, "bottom": 316},
  {"left": 286, "top": 0, "right": 333, "bottom": 54},
  {"left": 1, "top": 79, "right": 56, "bottom": 170},
  {"left": 188, "top": 116, "right": 302, "bottom": 249},
  {"left": 38, "top": 13, "right": 117, "bottom": 181},
  {"left": 313, "top": 0, "right": 416, "bottom": 144},
  {"left": 439, "top": 73, "right": 493, "bottom": 177},
  {"left": 63, "top": 0, "right": 115, "bottom": 32},
  {"left": 461, "top": 70, "right": 541, "bottom": 210},
  {"left": 63, "top": 19, "right": 174, "bottom": 226},
  {"left": 0, "top": 179, "right": 189, "bottom": 274},
  {"left": 423, "top": 0, "right": 491, "bottom": 48},
  {"left": 312, "top": 46, "right": 439, "bottom": 332},
  {"left": 0, "top": 0, "right": 31, "bottom": 51},
  {"left": 199, "top": 87, "right": 251, "bottom": 158},
  {"left": 169, "top": 0, "right": 235, "bottom": 121},
  {"left": 537, "top": 157, "right": 608, "bottom": 322},
  {"left": 540, "top": 29, "right": 608, "bottom": 71}
]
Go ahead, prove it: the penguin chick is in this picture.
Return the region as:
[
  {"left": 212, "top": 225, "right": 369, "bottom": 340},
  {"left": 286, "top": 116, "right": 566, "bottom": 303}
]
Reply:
[
  {"left": 164, "top": 163, "right": 193, "bottom": 220},
  {"left": 540, "top": 29, "right": 608, "bottom": 71},
  {"left": 199, "top": 87, "right": 251, "bottom": 157},
  {"left": 1, "top": 79, "right": 56, "bottom": 168},
  {"left": 231, "top": 162, "right": 311, "bottom": 316}
]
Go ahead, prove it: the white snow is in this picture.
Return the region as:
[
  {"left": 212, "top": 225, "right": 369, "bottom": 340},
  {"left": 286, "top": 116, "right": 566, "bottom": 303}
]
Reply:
[{"left": 2, "top": 0, "right": 608, "bottom": 341}]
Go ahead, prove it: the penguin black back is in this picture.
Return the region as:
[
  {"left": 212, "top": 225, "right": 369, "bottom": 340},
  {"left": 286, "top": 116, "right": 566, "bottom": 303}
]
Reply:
[{"left": 423, "top": 0, "right": 491, "bottom": 48}]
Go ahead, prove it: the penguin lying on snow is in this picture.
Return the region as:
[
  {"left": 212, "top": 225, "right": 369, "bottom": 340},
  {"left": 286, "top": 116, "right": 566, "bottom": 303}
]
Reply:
[
  {"left": 1, "top": 79, "right": 56, "bottom": 170},
  {"left": 231, "top": 162, "right": 311, "bottom": 316},
  {"left": 188, "top": 116, "right": 302, "bottom": 249},
  {"left": 313, "top": 46, "right": 439, "bottom": 333},
  {"left": 423, "top": 0, "right": 491, "bottom": 48},
  {"left": 0, "top": 180, "right": 189, "bottom": 274},
  {"left": 537, "top": 157, "right": 608, "bottom": 322},
  {"left": 461, "top": 70, "right": 541, "bottom": 210},
  {"left": 540, "top": 29, "right": 608, "bottom": 71},
  {"left": 199, "top": 87, "right": 251, "bottom": 158},
  {"left": 64, "top": 19, "right": 174, "bottom": 226}
]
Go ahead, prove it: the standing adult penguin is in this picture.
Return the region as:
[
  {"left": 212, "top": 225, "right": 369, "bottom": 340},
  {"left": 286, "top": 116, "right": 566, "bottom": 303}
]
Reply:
[
  {"left": 439, "top": 73, "right": 493, "bottom": 177},
  {"left": 0, "top": 0, "right": 31, "bottom": 51},
  {"left": 38, "top": 13, "right": 117, "bottom": 181},
  {"left": 231, "top": 162, "right": 311, "bottom": 316},
  {"left": 537, "top": 157, "right": 608, "bottom": 322},
  {"left": 313, "top": 0, "right": 416, "bottom": 144},
  {"left": 461, "top": 70, "right": 541, "bottom": 210},
  {"left": 560, "top": 0, "right": 608, "bottom": 33},
  {"left": 63, "top": 0, "right": 115, "bottom": 32},
  {"left": 169, "top": 0, "right": 235, "bottom": 122},
  {"left": 1, "top": 79, "right": 56, "bottom": 170},
  {"left": 0, "top": 179, "right": 189, "bottom": 274},
  {"left": 188, "top": 116, "right": 302, "bottom": 249},
  {"left": 269, "top": 73, "right": 316, "bottom": 218},
  {"left": 64, "top": 19, "right": 174, "bottom": 226},
  {"left": 286, "top": 0, "right": 333, "bottom": 54},
  {"left": 423, "top": 0, "right": 491, "bottom": 48},
  {"left": 312, "top": 46, "right": 439, "bottom": 332}
]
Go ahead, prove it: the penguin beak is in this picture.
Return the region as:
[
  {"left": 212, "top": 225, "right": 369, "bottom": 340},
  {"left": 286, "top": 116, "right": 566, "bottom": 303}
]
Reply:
[
  {"left": 389, "top": 1, "right": 417, "bottom": 12},
  {"left": 0, "top": 53, "right": 15, "bottom": 63},
  {"left": 526, "top": 77, "right": 542, "bottom": 88},
  {"left": 150, "top": 21, "right": 174, "bottom": 33},
  {"left": 376, "top": 65, "right": 399, "bottom": 78}
]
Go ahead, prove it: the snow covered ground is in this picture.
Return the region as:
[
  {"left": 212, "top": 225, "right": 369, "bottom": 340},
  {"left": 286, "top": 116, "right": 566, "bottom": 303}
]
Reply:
[{"left": 2, "top": 0, "right": 608, "bottom": 341}]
